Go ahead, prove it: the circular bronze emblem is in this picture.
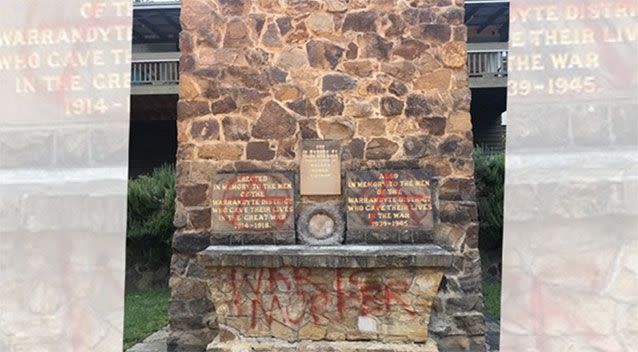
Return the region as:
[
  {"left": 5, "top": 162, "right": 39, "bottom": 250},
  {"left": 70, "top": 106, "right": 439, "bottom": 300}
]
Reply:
[{"left": 297, "top": 203, "right": 344, "bottom": 245}]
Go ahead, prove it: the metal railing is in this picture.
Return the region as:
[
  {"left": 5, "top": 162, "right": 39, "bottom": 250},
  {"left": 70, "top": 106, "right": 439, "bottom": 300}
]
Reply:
[
  {"left": 465, "top": 0, "right": 509, "bottom": 4},
  {"left": 131, "top": 61, "right": 179, "bottom": 85},
  {"left": 131, "top": 52, "right": 180, "bottom": 86},
  {"left": 133, "top": 0, "right": 181, "bottom": 9},
  {"left": 467, "top": 42, "right": 508, "bottom": 79}
]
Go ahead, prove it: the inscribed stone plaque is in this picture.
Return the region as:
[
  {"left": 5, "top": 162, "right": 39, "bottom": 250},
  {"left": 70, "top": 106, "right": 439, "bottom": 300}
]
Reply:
[
  {"left": 211, "top": 172, "right": 295, "bottom": 243},
  {"left": 345, "top": 170, "right": 437, "bottom": 243},
  {"left": 300, "top": 140, "right": 341, "bottom": 195}
]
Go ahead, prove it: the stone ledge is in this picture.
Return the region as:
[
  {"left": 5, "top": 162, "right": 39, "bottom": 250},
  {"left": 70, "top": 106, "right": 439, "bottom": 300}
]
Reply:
[
  {"left": 207, "top": 337, "right": 439, "bottom": 352},
  {"left": 197, "top": 244, "right": 452, "bottom": 268}
]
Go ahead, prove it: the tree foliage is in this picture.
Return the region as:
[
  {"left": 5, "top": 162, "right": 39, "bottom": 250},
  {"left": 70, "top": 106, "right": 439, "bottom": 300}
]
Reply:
[
  {"left": 473, "top": 148, "right": 504, "bottom": 249},
  {"left": 127, "top": 164, "right": 175, "bottom": 266}
]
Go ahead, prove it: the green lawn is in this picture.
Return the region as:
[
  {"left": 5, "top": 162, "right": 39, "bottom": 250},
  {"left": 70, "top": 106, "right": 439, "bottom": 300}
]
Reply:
[
  {"left": 124, "top": 288, "right": 170, "bottom": 350},
  {"left": 482, "top": 280, "right": 501, "bottom": 318}
]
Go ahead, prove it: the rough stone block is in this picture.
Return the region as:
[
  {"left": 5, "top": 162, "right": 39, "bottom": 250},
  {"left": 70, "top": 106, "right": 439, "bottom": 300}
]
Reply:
[
  {"left": 0, "top": 129, "right": 53, "bottom": 169},
  {"left": 202, "top": 266, "right": 444, "bottom": 343},
  {"left": 55, "top": 128, "right": 90, "bottom": 167}
]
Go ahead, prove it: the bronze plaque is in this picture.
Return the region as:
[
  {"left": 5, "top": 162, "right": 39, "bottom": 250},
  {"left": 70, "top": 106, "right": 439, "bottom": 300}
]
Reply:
[
  {"left": 345, "top": 170, "right": 437, "bottom": 242},
  {"left": 210, "top": 173, "right": 295, "bottom": 238},
  {"left": 300, "top": 140, "right": 341, "bottom": 195}
]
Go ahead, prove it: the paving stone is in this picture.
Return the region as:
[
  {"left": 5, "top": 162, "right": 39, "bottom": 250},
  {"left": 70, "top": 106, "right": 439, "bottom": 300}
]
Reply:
[{"left": 126, "top": 326, "right": 168, "bottom": 352}]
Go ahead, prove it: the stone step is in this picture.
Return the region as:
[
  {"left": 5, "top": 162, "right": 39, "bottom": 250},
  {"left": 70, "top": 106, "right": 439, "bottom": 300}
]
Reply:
[{"left": 207, "top": 337, "right": 439, "bottom": 352}]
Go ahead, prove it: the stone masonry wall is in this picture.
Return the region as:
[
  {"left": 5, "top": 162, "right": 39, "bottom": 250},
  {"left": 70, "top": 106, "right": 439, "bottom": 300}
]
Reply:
[
  {"left": 206, "top": 267, "right": 443, "bottom": 342},
  {"left": 170, "top": 0, "right": 484, "bottom": 351}
]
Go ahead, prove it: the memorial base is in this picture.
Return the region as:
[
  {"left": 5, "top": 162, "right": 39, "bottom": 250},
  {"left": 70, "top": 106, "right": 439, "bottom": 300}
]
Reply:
[
  {"left": 207, "top": 335, "right": 439, "bottom": 352},
  {"left": 197, "top": 245, "right": 452, "bottom": 352}
]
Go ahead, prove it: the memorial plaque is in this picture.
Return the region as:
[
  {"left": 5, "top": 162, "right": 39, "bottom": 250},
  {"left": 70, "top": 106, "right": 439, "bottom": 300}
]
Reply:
[
  {"left": 300, "top": 140, "right": 341, "bottom": 195},
  {"left": 211, "top": 173, "right": 295, "bottom": 242},
  {"left": 345, "top": 170, "right": 437, "bottom": 242}
]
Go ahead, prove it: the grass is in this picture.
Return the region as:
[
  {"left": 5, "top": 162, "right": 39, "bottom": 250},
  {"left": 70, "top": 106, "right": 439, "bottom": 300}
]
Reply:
[
  {"left": 480, "top": 247, "right": 502, "bottom": 319},
  {"left": 123, "top": 288, "right": 170, "bottom": 350},
  {"left": 483, "top": 280, "right": 501, "bottom": 318}
]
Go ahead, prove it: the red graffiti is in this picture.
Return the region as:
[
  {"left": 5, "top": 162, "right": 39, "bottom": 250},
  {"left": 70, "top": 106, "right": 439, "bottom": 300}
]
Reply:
[
  {"left": 336, "top": 269, "right": 346, "bottom": 320},
  {"left": 229, "top": 268, "right": 416, "bottom": 329},
  {"left": 345, "top": 269, "right": 418, "bottom": 317}
]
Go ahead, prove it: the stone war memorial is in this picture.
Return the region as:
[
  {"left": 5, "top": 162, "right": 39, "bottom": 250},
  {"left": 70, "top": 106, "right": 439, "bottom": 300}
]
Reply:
[{"left": 170, "top": 0, "right": 484, "bottom": 351}]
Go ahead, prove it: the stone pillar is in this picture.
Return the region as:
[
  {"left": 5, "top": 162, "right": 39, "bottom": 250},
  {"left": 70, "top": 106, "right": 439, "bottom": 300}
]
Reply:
[{"left": 171, "top": 0, "right": 484, "bottom": 351}]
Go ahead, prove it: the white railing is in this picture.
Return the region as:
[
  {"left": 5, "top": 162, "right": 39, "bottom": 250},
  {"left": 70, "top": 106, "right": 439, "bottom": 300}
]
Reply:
[
  {"left": 131, "top": 61, "right": 179, "bottom": 85},
  {"left": 131, "top": 52, "right": 180, "bottom": 86},
  {"left": 467, "top": 42, "right": 508, "bottom": 79},
  {"left": 133, "top": 0, "right": 181, "bottom": 9},
  {"left": 465, "top": 0, "right": 509, "bottom": 4}
]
